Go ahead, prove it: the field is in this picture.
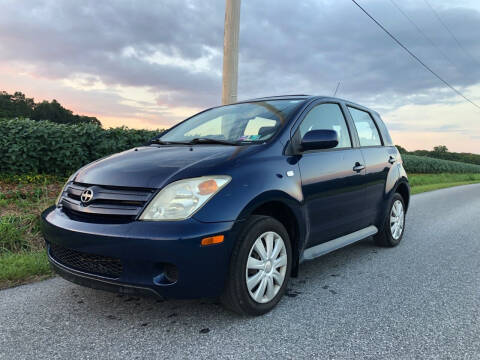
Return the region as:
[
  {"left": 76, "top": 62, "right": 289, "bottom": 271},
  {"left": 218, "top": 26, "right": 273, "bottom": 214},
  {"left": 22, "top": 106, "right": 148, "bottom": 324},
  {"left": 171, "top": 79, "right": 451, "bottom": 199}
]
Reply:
[
  {"left": 402, "top": 154, "right": 480, "bottom": 173},
  {"left": 1, "top": 171, "right": 480, "bottom": 290},
  {"left": 408, "top": 173, "right": 480, "bottom": 194}
]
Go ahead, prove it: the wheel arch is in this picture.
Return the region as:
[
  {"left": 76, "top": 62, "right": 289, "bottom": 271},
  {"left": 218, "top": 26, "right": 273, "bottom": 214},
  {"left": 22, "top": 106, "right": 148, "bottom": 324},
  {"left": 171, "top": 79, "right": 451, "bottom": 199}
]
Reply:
[
  {"left": 395, "top": 180, "right": 410, "bottom": 211},
  {"left": 377, "top": 174, "right": 410, "bottom": 231},
  {"left": 236, "top": 191, "right": 305, "bottom": 277}
]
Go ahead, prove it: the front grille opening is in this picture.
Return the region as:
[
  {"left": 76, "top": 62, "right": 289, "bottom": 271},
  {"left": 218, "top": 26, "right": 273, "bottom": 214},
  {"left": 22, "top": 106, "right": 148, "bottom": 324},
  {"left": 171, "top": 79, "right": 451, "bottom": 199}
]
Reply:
[
  {"left": 68, "top": 193, "right": 81, "bottom": 201},
  {"left": 73, "top": 182, "right": 155, "bottom": 193},
  {"left": 62, "top": 208, "right": 136, "bottom": 224},
  {"left": 49, "top": 243, "right": 123, "bottom": 278},
  {"left": 89, "top": 199, "right": 145, "bottom": 207},
  {"left": 66, "top": 193, "right": 144, "bottom": 207}
]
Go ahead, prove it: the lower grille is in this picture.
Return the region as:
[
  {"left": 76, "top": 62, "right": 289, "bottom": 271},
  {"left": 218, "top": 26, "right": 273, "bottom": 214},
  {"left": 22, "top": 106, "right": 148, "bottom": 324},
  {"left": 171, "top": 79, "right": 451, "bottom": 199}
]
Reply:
[{"left": 49, "top": 243, "right": 123, "bottom": 278}]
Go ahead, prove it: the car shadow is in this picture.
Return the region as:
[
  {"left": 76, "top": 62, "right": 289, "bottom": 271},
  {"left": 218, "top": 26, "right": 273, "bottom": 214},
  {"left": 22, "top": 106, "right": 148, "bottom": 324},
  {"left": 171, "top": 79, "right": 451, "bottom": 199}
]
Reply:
[{"left": 50, "top": 236, "right": 382, "bottom": 331}]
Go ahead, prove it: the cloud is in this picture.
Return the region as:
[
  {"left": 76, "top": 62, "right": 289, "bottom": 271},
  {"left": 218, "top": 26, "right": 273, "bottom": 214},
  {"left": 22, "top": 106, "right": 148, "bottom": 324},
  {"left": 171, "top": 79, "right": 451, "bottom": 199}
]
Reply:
[
  {"left": 0, "top": 0, "right": 225, "bottom": 109},
  {"left": 238, "top": 0, "right": 480, "bottom": 106},
  {"left": 0, "top": 0, "right": 479, "bottom": 152},
  {"left": 2, "top": 0, "right": 480, "bottom": 106}
]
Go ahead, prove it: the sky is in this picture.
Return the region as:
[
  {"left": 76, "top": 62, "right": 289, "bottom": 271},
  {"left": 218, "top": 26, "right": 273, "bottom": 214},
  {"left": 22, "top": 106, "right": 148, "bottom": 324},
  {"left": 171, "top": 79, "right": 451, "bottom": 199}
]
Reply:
[{"left": 0, "top": 0, "right": 479, "bottom": 153}]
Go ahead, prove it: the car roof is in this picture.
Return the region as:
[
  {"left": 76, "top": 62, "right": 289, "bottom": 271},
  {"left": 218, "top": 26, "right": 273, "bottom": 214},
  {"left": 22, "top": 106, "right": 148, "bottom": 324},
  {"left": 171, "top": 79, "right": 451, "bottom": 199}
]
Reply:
[
  {"left": 240, "top": 94, "right": 313, "bottom": 102},
  {"left": 238, "top": 95, "right": 379, "bottom": 116}
]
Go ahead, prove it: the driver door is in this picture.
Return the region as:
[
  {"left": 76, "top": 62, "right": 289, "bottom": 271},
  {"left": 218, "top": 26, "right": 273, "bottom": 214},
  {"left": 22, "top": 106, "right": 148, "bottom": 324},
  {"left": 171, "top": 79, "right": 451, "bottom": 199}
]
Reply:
[{"left": 295, "top": 102, "right": 367, "bottom": 246}]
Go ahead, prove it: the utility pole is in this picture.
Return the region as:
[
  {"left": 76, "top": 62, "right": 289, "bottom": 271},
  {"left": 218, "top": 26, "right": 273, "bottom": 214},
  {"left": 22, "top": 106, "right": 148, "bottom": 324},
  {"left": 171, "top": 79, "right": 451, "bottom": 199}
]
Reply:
[{"left": 221, "top": 0, "right": 241, "bottom": 105}]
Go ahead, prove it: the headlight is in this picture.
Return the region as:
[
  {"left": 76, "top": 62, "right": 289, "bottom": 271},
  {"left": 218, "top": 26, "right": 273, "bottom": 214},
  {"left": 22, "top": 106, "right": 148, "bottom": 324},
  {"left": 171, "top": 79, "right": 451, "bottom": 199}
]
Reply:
[
  {"left": 55, "top": 172, "right": 77, "bottom": 207},
  {"left": 139, "top": 176, "right": 231, "bottom": 221}
]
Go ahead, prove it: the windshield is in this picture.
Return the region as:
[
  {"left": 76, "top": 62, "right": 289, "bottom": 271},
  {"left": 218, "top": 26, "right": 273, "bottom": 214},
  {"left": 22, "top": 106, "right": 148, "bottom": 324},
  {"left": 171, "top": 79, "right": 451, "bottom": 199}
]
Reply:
[{"left": 159, "top": 100, "right": 305, "bottom": 144}]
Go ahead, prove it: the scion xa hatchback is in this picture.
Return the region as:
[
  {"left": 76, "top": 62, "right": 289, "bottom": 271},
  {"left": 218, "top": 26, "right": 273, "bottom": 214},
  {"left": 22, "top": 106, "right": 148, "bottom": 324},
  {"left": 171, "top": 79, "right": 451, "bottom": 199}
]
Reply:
[{"left": 41, "top": 95, "right": 409, "bottom": 315}]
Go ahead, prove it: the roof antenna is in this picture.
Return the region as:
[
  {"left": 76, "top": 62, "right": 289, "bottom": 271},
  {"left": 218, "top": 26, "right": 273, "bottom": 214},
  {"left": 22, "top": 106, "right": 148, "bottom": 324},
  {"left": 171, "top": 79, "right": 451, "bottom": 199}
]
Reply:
[{"left": 333, "top": 81, "right": 341, "bottom": 97}]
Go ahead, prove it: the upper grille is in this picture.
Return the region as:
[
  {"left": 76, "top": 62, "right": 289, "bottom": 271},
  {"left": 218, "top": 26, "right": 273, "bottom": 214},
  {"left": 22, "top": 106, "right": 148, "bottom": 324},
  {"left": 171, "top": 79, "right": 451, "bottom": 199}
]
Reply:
[
  {"left": 60, "top": 182, "right": 155, "bottom": 222},
  {"left": 49, "top": 243, "right": 123, "bottom": 278}
]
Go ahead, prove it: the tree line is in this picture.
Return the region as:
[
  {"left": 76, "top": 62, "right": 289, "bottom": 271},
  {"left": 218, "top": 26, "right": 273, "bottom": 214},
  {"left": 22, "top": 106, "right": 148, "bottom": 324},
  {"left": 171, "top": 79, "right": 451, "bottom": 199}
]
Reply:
[
  {"left": 396, "top": 144, "right": 480, "bottom": 166},
  {"left": 0, "top": 91, "right": 101, "bottom": 126}
]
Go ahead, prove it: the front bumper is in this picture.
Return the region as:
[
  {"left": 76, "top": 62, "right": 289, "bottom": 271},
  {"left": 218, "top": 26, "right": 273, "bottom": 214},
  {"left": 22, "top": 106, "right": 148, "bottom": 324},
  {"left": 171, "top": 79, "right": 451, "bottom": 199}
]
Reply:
[{"left": 41, "top": 206, "right": 237, "bottom": 298}]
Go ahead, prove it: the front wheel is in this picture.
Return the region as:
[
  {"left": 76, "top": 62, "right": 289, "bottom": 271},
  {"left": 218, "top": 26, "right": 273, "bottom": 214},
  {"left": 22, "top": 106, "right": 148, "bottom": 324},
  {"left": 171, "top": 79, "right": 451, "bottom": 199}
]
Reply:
[
  {"left": 221, "top": 215, "right": 292, "bottom": 316},
  {"left": 374, "top": 193, "right": 406, "bottom": 247}
]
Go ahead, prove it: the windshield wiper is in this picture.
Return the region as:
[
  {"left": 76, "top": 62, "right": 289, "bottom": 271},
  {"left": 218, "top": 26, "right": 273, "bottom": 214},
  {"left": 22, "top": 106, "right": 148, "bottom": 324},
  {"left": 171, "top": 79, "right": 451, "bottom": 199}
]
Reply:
[
  {"left": 150, "top": 139, "right": 191, "bottom": 145},
  {"left": 187, "top": 138, "right": 238, "bottom": 145},
  {"left": 150, "top": 138, "right": 238, "bottom": 146}
]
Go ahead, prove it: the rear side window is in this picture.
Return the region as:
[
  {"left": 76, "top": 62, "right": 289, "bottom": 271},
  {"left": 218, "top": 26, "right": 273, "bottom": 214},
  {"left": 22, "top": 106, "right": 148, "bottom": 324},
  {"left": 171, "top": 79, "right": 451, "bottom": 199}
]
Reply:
[
  {"left": 347, "top": 107, "right": 382, "bottom": 147},
  {"left": 298, "top": 103, "right": 352, "bottom": 149}
]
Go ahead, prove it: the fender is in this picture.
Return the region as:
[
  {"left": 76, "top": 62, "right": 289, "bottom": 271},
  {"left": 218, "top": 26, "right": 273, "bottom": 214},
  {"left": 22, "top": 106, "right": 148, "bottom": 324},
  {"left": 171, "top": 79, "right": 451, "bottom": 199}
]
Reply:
[
  {"left": 376, "top": 167, "right": 410, "bottom": 230},
  {"left": 234, "top": 190, "right": 307, "bottom": 277}
]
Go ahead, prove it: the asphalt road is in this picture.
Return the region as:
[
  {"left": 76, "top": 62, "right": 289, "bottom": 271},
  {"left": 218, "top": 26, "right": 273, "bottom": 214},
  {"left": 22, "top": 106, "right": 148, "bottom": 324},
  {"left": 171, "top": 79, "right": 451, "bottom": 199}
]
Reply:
[{"left": 1, "top": 184, "right": 480, "bottom": 359}]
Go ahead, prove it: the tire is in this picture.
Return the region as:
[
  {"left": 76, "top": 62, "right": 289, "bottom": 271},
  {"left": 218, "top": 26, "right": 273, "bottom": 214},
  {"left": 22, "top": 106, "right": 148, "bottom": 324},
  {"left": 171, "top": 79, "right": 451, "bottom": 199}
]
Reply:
[
  {"left": 374, "top": 193, "right": 406, "bottom": 247},
  {"left": 221, "top": 215, "right": 292, "bottom": 316}
]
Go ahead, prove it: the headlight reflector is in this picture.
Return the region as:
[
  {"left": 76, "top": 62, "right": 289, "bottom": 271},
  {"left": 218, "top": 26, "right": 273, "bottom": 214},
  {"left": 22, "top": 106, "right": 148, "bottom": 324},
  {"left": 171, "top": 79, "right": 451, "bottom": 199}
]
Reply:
[{"left": 139, "top": 176, "right": 231, "bottom": 221}]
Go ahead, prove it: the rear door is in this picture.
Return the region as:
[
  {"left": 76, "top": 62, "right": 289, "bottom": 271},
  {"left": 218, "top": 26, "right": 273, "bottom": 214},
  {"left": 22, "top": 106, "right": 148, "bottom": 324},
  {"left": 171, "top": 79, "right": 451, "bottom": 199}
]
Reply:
[
  {"left": 346, "top": 106, "right": 394, "bottom": 223},
  {"left": 294, "top": 102, "right": 367, "bottom": 247}
]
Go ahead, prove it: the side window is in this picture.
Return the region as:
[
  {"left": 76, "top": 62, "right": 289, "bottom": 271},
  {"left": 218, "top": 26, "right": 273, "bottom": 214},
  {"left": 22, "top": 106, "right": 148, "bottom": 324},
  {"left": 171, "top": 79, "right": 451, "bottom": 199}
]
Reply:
[
  {"left": 347, "top": 107, "right": 382, "bottom": 146},
  {"left": 298, "top": 103, "right": 351, "bottom": 149}
]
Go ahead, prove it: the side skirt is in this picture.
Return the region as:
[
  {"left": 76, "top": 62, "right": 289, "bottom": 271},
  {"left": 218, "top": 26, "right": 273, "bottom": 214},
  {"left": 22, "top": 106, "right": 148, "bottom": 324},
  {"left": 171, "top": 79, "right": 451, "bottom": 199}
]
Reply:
[{"left": 301, "top": 225, "right": 378, "bottom": 261}]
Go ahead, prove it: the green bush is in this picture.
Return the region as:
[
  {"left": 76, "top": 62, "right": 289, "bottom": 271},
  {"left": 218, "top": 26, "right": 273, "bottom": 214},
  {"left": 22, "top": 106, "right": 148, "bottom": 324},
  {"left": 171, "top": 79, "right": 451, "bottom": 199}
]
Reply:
[
  {"left": 3, "top": 118, "right": 478, "bottom": 176},
  {"left": 402, "top": 154, "right": 480, "bottom": 174},
  {"left": 0, "top": 118, "right": 161, "bottom": 175},
  {"left": 0, "top": 173, "right": 64, "bottom": 184}
]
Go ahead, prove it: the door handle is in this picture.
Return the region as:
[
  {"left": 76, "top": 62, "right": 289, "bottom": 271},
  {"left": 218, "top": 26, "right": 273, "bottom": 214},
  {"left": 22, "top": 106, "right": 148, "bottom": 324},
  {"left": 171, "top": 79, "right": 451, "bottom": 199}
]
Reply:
[
  {"left": 388, "top": 155, "right": 396, "bottom": 164},
  {"left": 353, "top": 162, "right": 365, "bottom": 172}
]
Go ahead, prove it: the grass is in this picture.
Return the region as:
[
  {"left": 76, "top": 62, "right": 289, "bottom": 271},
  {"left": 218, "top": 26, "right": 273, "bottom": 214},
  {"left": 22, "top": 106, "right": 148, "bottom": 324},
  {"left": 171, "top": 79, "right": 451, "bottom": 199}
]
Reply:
[
  {"left": 0, "top": 171, "right": 479, "bottom": 290},
  {"left": 0, "top": 174, "right": 64, "bottom": 289},
  {"left": 0, "top": 251, "right": 52, "bottom": 290},
  {"left": 0, "top": 215, "right": 42, "bottom": 252},
  {"left": 408, "top": 173, "right": 480, "bottom": 194}
]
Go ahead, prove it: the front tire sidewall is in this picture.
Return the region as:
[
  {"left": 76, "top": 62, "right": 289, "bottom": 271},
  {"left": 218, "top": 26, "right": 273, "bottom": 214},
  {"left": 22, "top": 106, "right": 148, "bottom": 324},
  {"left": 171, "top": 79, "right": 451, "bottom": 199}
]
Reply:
[{"left": 225, "top": 216, "right": 292, "bottom": 316}]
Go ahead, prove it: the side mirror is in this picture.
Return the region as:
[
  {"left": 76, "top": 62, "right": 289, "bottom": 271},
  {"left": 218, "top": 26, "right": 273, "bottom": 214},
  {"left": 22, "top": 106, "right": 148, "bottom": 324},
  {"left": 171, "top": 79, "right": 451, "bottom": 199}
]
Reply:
[{"left": 300, "top": 129, "right": 338, "bottom": 151}]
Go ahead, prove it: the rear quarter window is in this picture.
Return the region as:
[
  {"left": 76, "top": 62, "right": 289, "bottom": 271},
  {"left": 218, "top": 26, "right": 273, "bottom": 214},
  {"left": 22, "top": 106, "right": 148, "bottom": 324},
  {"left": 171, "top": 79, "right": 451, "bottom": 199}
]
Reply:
[{"left": 347, "top": 107, "right": 382, "bottom": 147}]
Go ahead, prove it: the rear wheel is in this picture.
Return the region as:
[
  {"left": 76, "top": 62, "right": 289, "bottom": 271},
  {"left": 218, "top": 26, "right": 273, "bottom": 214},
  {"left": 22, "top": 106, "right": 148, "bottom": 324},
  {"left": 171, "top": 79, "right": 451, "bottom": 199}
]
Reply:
[
  {"left": 374, "top": 193, "right": 406, "bottom": 247},
  {"left": 221, "top": 215, "right": 292, "bottom": 316}
]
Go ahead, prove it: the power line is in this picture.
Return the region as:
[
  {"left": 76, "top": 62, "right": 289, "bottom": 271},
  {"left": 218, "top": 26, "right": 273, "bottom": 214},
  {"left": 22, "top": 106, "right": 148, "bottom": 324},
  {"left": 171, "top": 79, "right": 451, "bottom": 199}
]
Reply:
[
  {"left": 423, "top": 0, "right": 480, "bottom": 67},
  {"left": 388, "top": 0, "right": 458, "bottom": 71},
  {"left": 350, "top": 0, "right": 480, "bottom": 110}
]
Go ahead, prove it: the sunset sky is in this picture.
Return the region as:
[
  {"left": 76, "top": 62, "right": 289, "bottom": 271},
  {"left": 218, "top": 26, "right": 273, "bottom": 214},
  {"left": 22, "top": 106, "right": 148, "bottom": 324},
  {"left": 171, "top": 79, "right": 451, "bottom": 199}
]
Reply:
[{"left": 1, "top": 0, "right": 479, "bottom": 153}]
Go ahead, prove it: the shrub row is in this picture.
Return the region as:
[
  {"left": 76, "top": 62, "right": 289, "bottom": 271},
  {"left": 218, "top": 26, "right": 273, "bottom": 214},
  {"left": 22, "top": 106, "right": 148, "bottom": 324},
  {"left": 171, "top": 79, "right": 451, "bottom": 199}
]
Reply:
[
  {"left": 408, "top": 149, "right": 480, "bottom": 166},
  {"left": 402, "top": 154, "right": 480, "bottom": 174},
  {"left": 2, "top": 118, "right": 479, "bottom": 176},
  {"left": 0, "top": 118, "right": 161, "bottom": 175}
]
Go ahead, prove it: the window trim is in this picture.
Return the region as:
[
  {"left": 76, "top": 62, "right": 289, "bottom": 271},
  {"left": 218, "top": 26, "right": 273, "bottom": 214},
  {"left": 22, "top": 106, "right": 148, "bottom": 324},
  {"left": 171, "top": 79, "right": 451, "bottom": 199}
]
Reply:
[
  {"left": 346, "top": 105, "right": 384, "bottom": 148},
  {"left": 290, "top": 101, "right": 355, "bottom": 153}
]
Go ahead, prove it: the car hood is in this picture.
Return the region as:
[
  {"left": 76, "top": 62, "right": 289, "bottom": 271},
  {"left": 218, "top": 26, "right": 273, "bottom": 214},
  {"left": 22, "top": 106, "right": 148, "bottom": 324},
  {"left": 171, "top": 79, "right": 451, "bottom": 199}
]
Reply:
[{"left": 74, "top": 145, "right": 248, "bottom": 189}]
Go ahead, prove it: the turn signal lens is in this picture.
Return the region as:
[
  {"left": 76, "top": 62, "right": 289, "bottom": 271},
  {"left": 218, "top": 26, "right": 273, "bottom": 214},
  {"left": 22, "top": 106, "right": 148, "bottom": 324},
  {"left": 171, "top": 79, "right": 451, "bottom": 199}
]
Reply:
[
  {"left": 201, "top": 235, "right": 224, "bottom": 246},
  {"left": 198, "top": 179, "right": 219, "bottom": 195}
]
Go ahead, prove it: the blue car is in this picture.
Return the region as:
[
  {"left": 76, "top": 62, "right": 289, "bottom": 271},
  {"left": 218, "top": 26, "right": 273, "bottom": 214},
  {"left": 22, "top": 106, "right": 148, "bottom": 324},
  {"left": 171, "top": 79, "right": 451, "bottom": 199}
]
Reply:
[{"left": 41, "top": 95, "right": 409, "bottom": 315}]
